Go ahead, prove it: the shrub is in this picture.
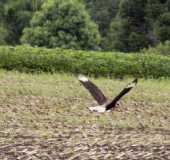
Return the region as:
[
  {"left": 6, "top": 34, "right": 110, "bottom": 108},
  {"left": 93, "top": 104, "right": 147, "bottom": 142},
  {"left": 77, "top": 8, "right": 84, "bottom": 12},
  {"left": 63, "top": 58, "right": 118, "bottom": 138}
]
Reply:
[
  {"left": 0, "top": 24, "right": 8, "bottom": 45},
  {"left": 105, "top": 0, "right": 150, "bottom": 52},
  {"left": 155, "top": 12, "right": 170, "bottom": 42},
  {"left": 0, "top": 45, "right": 170, "bottom": 78},
  {"left": 142, "top": 41, "right": 170, "bottom": 56},
  {"left": 21, "top": 0, "right": 101, "bottom": 50}
]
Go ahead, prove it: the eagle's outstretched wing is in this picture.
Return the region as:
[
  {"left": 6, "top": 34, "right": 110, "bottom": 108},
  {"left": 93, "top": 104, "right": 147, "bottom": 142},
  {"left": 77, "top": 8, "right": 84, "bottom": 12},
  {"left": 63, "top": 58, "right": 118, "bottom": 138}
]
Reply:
[
  {"left": 78, "top": 75, "right": 107, "bottom": 105},
  {"left": 106, "top": 79, "right": 138, "bottom": 110}
]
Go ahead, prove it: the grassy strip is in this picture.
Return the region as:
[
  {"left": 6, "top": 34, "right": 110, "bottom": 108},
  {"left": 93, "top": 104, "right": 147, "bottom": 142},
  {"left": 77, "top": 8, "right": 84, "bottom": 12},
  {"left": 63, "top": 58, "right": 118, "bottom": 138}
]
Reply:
[{"left": 0, "top": 45, "right": 170, "bottom": 78}]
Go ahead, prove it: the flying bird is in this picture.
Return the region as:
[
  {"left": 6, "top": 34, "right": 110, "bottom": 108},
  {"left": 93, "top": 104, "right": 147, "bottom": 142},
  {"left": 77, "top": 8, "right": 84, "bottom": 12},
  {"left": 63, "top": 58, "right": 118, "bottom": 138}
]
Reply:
[{"left": 78, "top": 75, "right": 137, "bottom": 113}]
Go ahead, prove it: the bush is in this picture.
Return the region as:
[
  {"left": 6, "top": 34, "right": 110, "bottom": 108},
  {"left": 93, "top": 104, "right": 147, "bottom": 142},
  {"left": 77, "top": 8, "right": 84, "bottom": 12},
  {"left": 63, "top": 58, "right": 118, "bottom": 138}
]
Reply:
[
  {"left": 155, "top": 12, "right": 170, "bottom": 42},
  {"left": 0, "top": 45, "right": 170, "bottom": 78},
  {"left": 21, "top": 0, "right": 101, "bottom": 50},
  {"left": 142, "top": 41, "right": 170, "bottom": 56},
  {"left": 105, "top": 0, "right": 150, "bottom": 52},
  {"left": 0, "top": 24, "right": 9, "bottom": 45}
]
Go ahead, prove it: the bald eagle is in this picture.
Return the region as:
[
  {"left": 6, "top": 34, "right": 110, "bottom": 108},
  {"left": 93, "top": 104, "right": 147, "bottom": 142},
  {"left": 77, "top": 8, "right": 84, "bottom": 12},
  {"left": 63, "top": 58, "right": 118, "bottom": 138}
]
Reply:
[{"left": 78, "top": 75, "right": 137, "bottom": 113}]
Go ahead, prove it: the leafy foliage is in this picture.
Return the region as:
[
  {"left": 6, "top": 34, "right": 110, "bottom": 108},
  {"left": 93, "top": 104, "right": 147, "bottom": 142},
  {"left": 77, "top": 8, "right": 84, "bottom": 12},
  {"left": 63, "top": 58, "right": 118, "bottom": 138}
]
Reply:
[
  {"left": 0, "top": 0, "right": 170, "bottom": 52},
  {"left": 106, "top": 0, "right": 149, "bottom": 52},
  {"left": 142, "top": 41, "right": 170, "bottom": 56},
  {"left": 0, "top": 24, "right": 9, "bottom": 45},
  {"left": 84, "top": 0, "right": 118, "bottom": 37},
  {"left": 155, "top": 12, "right": 170, "bottom": 42},
  {"left": 21, "top": 0, "right": 101, "bottom": 50},
  {"left": 1, "top": 45, "right": 170, "bottom": 78},
  {"left": 105, "top": 0, "right": 170, "bottom": 52},
  {"left": 1, "top": 0, "right": 44, "bottom": 44}
]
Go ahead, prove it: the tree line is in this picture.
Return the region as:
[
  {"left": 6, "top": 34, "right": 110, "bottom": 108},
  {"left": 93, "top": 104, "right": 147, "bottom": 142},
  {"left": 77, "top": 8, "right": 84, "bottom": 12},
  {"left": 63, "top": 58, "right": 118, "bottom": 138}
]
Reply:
[{"left": 0, "top": 0, "right": 170, "bottom": 52}]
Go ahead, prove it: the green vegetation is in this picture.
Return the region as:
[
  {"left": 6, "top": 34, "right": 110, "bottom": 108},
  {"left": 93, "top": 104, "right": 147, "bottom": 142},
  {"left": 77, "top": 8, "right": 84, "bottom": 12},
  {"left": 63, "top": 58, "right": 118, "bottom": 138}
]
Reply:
[
  {"left": 21, "top": 0, "right": 101, "bottom": 50},
  {"left": 0, "top": 24, "right": 8, "bottom": 45},
  {"left": 142, "top": 41, "right": 170, "bottom": 56},
  {"left": 155, "top": 12, "right": 170, "bottom": 42},
  {"left": 0, "top": 0, "right": 170, "bottom": 51},
  {"left": 1, "top": 45, "right": 170, "bottom": 78},
  {"left": 84, "top": 0, "right": 118, "bottom": 37},
  {"left": 106, "top": 0, "right": 149, "bottom": 52},
  {"left": 0, "top": 0, "right": 44, "bottom": 45}
]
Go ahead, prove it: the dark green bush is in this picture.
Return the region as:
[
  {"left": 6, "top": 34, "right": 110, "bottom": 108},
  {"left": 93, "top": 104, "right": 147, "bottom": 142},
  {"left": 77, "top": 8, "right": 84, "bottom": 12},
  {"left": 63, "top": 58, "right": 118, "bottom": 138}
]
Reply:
[
  {"left": 21, "top": 0, "right": 101, "bottom": 50},
  {"left": 155, "top": 12, "right": 170, "bottom": 42},
  {"left": 0, "top": 45, "right": 170, "bottom": 78}
]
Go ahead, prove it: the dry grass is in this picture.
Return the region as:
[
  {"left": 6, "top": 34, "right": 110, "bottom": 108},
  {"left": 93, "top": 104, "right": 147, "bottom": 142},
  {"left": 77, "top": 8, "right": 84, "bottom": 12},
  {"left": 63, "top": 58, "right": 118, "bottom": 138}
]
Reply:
[{"left": 0, "top": 70, "right": 169, "bottom": 159}]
